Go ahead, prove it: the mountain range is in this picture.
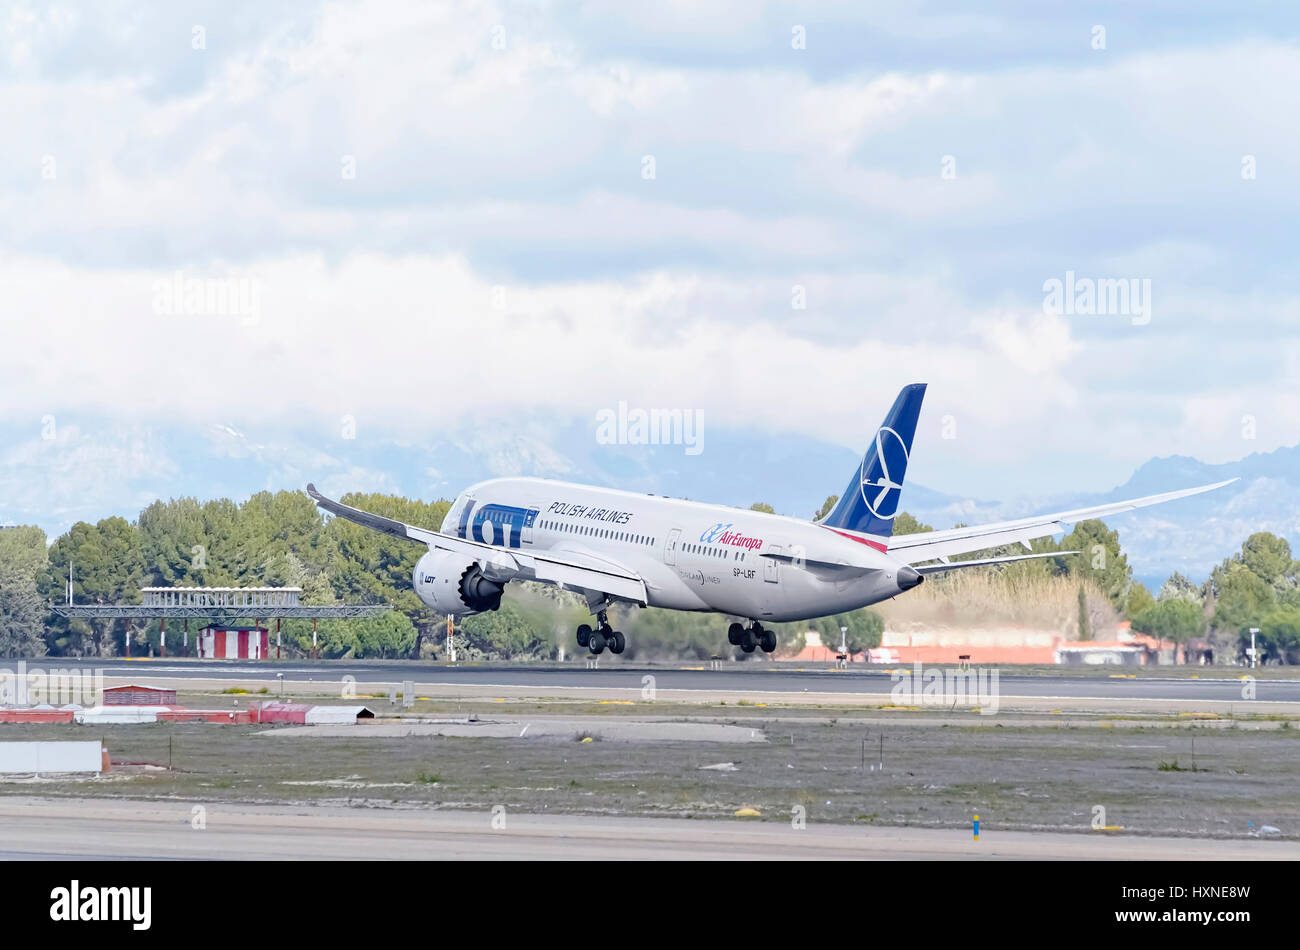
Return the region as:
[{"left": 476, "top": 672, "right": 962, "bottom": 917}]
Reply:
[{"left": 3, "top": 416, "right": 1295, "bottom": 590}]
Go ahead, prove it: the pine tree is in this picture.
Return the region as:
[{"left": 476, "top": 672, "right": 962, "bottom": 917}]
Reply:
[{"left": 0, "top": 564, "right": 48, "bottom": 657}]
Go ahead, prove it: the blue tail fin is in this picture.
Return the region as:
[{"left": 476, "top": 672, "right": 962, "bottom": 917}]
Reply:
[{"left": 819, "top": 383, "right": 927, "bottom": 537}]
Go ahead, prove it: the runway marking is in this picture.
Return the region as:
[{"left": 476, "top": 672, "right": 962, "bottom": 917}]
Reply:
[{"left": 83, "top": 671, "right": 1300, "bottom": 709}]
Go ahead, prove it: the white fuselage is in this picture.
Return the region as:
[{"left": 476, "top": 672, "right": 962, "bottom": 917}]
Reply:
[{"left": 434, "top": 476, "right": 916, "bottom": 622}]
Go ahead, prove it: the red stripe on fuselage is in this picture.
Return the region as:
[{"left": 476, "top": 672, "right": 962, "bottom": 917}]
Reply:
[{"left": 824, "top": 527, "right": 889, "bottom": 552}]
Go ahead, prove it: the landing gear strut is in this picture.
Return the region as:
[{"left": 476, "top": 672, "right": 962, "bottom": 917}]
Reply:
[
  {"left": 578, "top": 610, "right": 625, "bottom": 656},
  {"left": 729, "top": 621, "right": 776, "bottom": 654}
]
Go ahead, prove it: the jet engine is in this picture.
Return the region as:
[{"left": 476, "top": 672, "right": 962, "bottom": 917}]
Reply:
[{"left": 412, "top": 549, "right": 504, "bottom": 616}]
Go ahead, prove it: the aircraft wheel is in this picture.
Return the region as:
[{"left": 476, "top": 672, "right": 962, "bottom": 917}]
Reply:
[
  {"left": 588, "top": 630, "right": 607, "bottom": 654},
  {"left": 576, "top": 624, "right": 593, "bottom": 648},
  {"left": 740, "top": 628, "right": 757, "bottom": 653},
  {"left": 609, "top": 631, "right": 626, "bottom": 654},
  {"left": 727, "top": 622, "right": 745, "bottom": 645},
  {"left": 759, "top": 629, "right": 777, "bottom": 654}
]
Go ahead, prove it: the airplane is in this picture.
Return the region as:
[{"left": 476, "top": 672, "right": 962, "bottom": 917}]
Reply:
[{"left": 306, "top": 384, "right": 1234, "bottom": 656}]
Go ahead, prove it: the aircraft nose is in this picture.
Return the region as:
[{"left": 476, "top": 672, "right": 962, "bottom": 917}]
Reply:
[{"left": 897, "top": 566, "right": 923, "bottom": 591}]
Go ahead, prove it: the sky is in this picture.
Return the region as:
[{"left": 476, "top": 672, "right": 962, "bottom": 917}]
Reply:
[{"left": 2, "top": 1, "right": 1298, "bottom": 533}]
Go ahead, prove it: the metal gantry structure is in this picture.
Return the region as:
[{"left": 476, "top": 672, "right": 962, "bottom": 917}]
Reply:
[{"left": 50, "top": 586, "right": 390, "bottom": 659}]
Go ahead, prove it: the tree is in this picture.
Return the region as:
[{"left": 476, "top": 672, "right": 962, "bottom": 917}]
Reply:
[
  {"left": 1240, "top": 532, "right": 1294, "bottom": 587},
  {"left": 44, "top": 517, "right": 145, "bottom": 655},
  {"left": 891, "top": 512, "right": 933, "bottom": 536},
  {"left": 1158, "top": 571, "right": 1201, "bottom": 603},
  {"left": 1060, "top": 520, "right": 1132, "bottom": 608},
  {"left": 0, "top": 563, "right": 48, "bottom": 657},
  {"left": 1212, "top": 563, "right": 1276, "bottom": 634},
  {"left": 353, "top": 611, "right": 418, "bottom": 658},
  {"left": 0, "top": 525, "right": 48, "bottom": 580},
  {"left": 1124, "top": 583, "right": 1156, "bottom": 619},
  {"left": 325, "top": 492, "right": 450, "bottom": 657},
  {"left": 1076, "top": 585, "right": 1091, "bottom": 641},
  {"left": 1199, "top": 532, "right": 1299, "bottom": 662},
  {"left": 1258, "top": 606, "right": 1300, "bottom": 665},
  {"left": 0, "top": 525, "right": 50, "bottom": 657},
  {"left": 1132, "top": 599, "right": 1206, "bottom": 646},
  {"left": 461, "top": 601, "right": 552, "bottom": 659},
  {"left": 804, "top": 609, "right": 883, "bottom": 653},
  {"left": 138, "top": 497, "right": 208, "bottom": 587},
  {"left": 812, "top": 495, "right": 838, "bottom": 521},
  {"left": 749, "top": 502, "right": 775, "bottom": 514}
]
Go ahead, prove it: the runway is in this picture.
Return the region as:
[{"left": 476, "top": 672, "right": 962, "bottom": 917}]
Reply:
[
  {"left": 2, "top": 797, "right": 1295, "bottom": 860},
  {"left": 29, "top": 658, "right": 1300, "bottom": 706}
]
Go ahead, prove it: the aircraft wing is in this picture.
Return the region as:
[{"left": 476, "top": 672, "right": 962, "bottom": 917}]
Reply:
[
  {"left": 305, "top": 484, "right": 648, "bottom": 605},
  {"left": 886, "top": 479, "right": 1237, "bottom": 564}
]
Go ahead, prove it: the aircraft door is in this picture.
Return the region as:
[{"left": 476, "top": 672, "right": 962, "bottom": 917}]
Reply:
[
  {"left": 764, "top": 545, "right": 781, "bottom": 583},
  {"left": 521, "top": 506, "right": 539, "bottom": 546},
  {"left": 455, "top": 495, "right": 477, "bottom": 539},
  {"left": 664, "top": 528, "right": 681, "bottom": 566}
]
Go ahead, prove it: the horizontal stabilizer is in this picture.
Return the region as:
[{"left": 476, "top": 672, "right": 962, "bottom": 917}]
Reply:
[{"left": 913, "top": 550, "right": 1078, "bottom": 575}]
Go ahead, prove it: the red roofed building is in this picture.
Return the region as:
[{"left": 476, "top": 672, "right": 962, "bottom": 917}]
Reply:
[{"left": 102, "top": 684, "right": 177, "bottom": 706}]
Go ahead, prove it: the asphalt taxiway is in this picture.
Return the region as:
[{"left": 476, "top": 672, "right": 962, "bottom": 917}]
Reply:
[
  {"left": 26, "top": 658, "right": 1300, "bottom": 714},
  {"left": 37, "top": 659, "right": 1300, "bottom": 701},
  {"left": 2, "top": 797, "right": 1295, "bottom": 860}
]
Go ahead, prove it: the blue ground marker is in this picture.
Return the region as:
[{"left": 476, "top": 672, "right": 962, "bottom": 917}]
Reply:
[{"left": 973, "top": 814, "right": 980, "bottom": 840}]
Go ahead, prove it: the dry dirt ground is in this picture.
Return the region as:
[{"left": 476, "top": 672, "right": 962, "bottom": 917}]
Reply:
[{"left": 2, "top": 702, "right": 1297, "bottom": 841}]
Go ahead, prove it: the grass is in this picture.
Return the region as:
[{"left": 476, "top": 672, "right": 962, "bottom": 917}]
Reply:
[
  {"left": 877, "top": 569, "right": 1117, "bottom": 634},
  {"left": 1157, "top": 759, "right": 1207, "bottom": 772}
]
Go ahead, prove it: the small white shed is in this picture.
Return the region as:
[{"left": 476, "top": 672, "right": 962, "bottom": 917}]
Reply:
[
  {"left": 0, "top": 741, "right": 105, "bottom": 774},
  {"left": 304, "top": 705, "right": 375, "bottom": 725}
]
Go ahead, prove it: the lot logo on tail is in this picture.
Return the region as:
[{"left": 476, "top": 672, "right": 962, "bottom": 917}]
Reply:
[
  {"left": 859, "top": 426, "right": 909, "bottom": 520},
  {"left": 819, "top": 383, "right": 926, "bottom": 538}
]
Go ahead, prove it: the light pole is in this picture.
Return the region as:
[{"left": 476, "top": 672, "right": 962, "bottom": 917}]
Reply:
[{"left": 1248, "top": 628, "right": 1261, "bottom": 669}]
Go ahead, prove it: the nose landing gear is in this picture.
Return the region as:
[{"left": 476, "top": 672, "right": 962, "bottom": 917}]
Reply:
[{"left": 577, "top": 610, "right": 625, "bottom": 656}]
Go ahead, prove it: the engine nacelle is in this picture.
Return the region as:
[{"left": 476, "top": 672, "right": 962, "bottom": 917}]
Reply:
[{"left": 413, "top": 549, "right": 504, "bottom": 616}]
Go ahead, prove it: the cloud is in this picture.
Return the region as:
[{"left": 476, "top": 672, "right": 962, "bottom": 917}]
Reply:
[{"left": 2, "top": 0, "right": 1297, "bottom": 508}]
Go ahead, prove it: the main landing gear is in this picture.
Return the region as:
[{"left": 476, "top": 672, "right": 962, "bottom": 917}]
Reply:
[
  {"left": 577, "top": 610, "right": 625, "bottom": 655},
  {"left": 728, "top": 620, "right": 776, "bottom": 654}
]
